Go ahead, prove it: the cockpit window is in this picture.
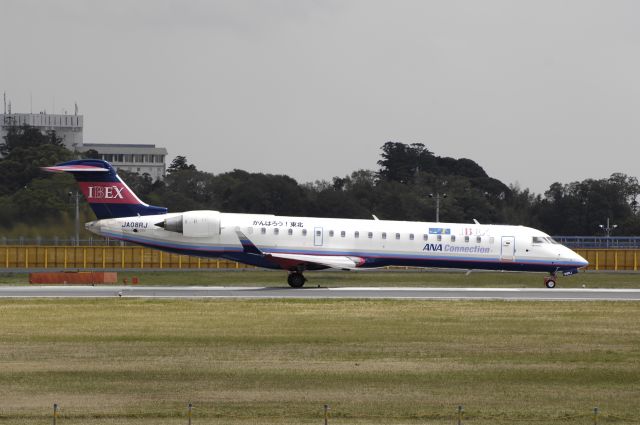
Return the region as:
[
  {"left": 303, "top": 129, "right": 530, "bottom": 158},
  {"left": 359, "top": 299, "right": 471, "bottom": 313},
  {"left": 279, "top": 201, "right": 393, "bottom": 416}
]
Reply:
[{"left": 532, "top": 236, "right": 559, "bottom": 245}]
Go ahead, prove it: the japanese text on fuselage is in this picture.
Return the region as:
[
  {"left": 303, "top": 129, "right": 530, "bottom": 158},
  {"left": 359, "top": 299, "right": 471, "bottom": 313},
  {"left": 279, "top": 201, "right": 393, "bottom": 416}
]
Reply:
[{"left": 253, "top": 220, "right": 304, "bottom": 228}]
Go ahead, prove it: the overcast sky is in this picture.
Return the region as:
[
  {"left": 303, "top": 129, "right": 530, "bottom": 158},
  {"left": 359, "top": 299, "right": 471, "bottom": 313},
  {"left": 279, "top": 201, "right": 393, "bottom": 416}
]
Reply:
[{"left": 2, "top": 0, "right": 639, "bottom": 194}]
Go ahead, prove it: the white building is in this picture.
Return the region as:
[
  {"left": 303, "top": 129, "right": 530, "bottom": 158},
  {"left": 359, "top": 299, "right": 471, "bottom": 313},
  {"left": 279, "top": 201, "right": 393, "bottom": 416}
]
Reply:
[
  {"left": 1, "top": 112, "right": 83, "bottom": 149},
  {"left": 81, "top": 143, "right": 167, "bottom": 181},
  {"left": 1, "top": 106, "right": 168, "bottom": 181}
]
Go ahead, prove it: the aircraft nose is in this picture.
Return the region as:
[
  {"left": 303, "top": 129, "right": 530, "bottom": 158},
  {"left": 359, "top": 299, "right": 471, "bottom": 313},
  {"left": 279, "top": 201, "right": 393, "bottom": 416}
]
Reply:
[
  {"left": 566, "top": 248, "right": 589, "bottom": 268},
  {"left": 575, "top": 252, "right": 589, "bottom": 268}
]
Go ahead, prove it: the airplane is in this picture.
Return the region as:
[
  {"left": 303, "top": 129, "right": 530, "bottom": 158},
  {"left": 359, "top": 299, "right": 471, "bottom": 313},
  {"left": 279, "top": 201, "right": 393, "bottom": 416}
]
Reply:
[{"left": 44, "top": 159, "right": 588, "bottom": 288}]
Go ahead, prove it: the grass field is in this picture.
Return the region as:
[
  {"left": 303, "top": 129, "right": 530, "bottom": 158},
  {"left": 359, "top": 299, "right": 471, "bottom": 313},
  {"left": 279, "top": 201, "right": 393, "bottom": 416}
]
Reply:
[
  {"left": 1, "top": 269, "right": 640, "bottom": 288},
  {"left": 0, "top": 299, "right": 639, "bottom": 424}
]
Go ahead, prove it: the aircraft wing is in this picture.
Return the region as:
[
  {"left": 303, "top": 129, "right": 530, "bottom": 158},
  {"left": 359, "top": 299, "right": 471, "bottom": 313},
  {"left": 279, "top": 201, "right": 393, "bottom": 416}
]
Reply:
[
  {"left": 235, "top": 230, "right": 365, "bottom": 270},
  {"left": 267, "top": 252, "right": 365, "bottom": 270}
]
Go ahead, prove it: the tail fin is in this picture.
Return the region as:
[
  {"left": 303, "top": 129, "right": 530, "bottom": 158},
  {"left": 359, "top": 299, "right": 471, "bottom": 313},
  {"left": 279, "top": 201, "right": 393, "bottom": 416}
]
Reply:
[{"left": 44, "top": 159, "right": 168, "bottom": 219}]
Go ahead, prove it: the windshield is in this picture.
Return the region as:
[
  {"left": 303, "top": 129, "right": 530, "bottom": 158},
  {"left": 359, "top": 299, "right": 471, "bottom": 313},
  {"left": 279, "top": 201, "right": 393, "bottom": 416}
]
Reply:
[{"left": 532, "top": 236, "right": 559, "bottom": 244}]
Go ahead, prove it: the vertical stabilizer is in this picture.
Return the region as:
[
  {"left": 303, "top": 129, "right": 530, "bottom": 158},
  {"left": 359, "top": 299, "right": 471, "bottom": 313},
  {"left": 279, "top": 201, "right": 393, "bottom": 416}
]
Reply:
[{"left": 44, "top": 159, "right": 167, "bottom": 219}]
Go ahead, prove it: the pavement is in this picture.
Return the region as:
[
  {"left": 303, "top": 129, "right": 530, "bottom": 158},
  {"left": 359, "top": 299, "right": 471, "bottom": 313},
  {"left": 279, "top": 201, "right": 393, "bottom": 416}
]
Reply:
[{"left": 1, "top": 286, "right": 640, "bottom": 301}]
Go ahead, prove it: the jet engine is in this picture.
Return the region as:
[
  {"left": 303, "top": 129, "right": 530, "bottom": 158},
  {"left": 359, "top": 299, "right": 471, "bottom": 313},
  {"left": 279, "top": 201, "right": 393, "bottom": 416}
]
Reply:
[{"left": 159, "top": 210, "right": 221, "bottom": 238}]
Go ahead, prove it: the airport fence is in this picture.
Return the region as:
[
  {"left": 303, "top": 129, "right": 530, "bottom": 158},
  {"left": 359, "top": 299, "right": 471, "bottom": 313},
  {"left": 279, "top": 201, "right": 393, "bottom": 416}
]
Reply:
[
  {"left": 41, "top": 403, "right": 614, "bottom": 424},
  {"left": 4, "top": 236, "right": 640, "bottom": 248},
  {"left": 0, "top": 245, "right": 638, "bottom": 271},
  {"left": 0, "top": 245, "right": 252, "bottom": 270},
  {"left": 554, "top": 235, "right": 640, "bottom": 249},
  {"left": 0, "top": 237, "right": 127, "bottom": 246}
]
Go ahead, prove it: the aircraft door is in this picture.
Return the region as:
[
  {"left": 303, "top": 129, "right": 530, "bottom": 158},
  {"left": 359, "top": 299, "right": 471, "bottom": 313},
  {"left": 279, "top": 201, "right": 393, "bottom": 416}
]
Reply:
[
  {"left": 314, "top": 227, "right": 323, "bottom": 246},
  {"left": 501, "top": 236, "right": 515, "bottom": 261}
]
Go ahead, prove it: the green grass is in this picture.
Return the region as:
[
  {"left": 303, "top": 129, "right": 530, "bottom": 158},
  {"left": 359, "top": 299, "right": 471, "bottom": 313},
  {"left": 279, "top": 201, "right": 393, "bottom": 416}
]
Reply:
[
  {"left": 1, "top": 269, "right": 640, "bottom": 288},
  {"left": 0, "top": 299, "right": 638, "bottom": 424}
]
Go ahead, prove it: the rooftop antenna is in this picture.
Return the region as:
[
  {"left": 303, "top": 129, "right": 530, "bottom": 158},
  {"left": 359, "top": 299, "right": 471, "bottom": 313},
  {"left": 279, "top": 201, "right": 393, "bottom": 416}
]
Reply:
[
  {"left": 74, "top": 102, "right": 78, "bottom": 115},
  {"left": 7, "top": 101, "right": 11, "bottom": 114},
  {"left": 30, "top": 92, "right": 33, "bottom": 114},
  {"left": 3, "top": 92, "right": 5, "bottom": 114},
  {"left": 52, "top": 97, "right": 55, "bottom": 115}
]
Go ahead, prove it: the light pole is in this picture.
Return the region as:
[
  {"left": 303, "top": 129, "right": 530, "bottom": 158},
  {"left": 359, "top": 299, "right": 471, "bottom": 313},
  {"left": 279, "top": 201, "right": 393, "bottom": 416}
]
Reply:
[
  {"left": 598, "top": 217, "right": 617, "bottom": 248},
  {"left": 69, "top": 191, "right": 80, "bottom": 246},
  {"left": 428, "top": 192, "right": 447, "bottom": 223}
]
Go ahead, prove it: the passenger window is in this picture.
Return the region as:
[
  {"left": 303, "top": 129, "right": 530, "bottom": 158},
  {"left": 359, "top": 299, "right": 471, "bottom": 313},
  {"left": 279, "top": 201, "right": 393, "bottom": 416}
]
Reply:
[
  {"left": 329, "top": 230, "right": 334, "bottom": 237},
  {"left": 382, "top": 232, "right": 387, "bottom": 240},
  {"left": 302, "top": 229, "right": 307, "bottom": 236},
  {"left": 409, "top": 234, "right": 414, "bottom": 240},
  {"left": 451, "top": 235, "right": 456, "bottom": 242},
  {"left": 261, "top": 228, "right": 266, "bottom": 235},
  {"left": 395, "top": 233, "right": 400, "bottom": 240},
  {"left": 316, "top": 230, "right": 321, "bottom": 237},
  {"left": 464, "top": 236, "right": 469, "bottom": 243},
  {"left": 476, "top": 236, "right": 481, "bottom": 243},
  {"left": 355, "top": 231, "right": 360, "bottom": 238},
  {"left": 288, "top": 229, "right": 293, "bottom": 236},
  {"left": 341, "top": 231, "right": 346, "bottom": 237},
  {"left": 368, "top": 232, "right": 373, "bottom": 239},
  {"left": 423, "top": 234, "right": 428, "bottom": 241},
  {"left": 274, "top": 228, "right": 279, "bottom": 235},
  {"left": 437, "top": 235, "right": 442, "bottom": 242}
]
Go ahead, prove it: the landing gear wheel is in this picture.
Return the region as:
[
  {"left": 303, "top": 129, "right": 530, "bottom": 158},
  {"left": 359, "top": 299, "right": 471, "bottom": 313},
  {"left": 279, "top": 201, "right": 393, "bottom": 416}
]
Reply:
[
  {"left": 287, "top": 272, "right": 306, "bottom": 288},
  {"left": 544, "top": 276, "right": 556, "bottom": 289}
]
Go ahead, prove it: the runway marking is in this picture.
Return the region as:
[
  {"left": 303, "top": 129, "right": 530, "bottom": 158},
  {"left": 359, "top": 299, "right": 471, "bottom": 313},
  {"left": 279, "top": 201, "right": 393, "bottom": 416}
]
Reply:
[{"left": 0, "top": 286, "right": 639, "bottom": 301}]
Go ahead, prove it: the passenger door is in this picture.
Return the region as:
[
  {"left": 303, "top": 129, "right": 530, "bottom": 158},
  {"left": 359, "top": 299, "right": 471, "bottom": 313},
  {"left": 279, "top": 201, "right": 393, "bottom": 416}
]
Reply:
[{"left": 500, "top": 236, "right": 515, "bottom": 262}]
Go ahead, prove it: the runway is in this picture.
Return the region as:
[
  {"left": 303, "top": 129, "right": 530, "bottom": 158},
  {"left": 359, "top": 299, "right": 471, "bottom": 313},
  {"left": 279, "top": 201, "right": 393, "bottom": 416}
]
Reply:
[{"left": 1, "top": 286, "right": 640, "bottom": 301}]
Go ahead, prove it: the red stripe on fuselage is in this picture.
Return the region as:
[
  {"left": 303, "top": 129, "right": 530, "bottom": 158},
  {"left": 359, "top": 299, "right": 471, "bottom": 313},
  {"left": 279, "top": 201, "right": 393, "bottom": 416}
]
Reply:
[{"left": 78, "top": 182, "right": 140, "bottom": 204}]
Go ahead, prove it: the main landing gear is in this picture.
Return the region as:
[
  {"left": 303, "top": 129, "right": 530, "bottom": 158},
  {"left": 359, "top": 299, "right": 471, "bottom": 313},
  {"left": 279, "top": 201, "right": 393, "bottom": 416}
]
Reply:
[
  {"left": 544, "top": 273, "right": 557, "bottom": 289},
  {"left": 287, "top": 271, "right": 307, "bottom": 288}
]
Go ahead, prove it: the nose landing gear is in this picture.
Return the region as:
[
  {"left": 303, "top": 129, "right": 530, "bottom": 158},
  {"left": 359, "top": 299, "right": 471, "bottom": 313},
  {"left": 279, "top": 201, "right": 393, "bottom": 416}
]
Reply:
[{"left": 544, "top": 274, "right": 557, "bottom": 289}]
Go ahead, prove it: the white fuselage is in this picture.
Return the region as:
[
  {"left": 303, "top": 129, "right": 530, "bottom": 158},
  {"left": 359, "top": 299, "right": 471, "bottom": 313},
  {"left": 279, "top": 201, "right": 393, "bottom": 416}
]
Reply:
[{"left": 86, "top": 210, "right": 588, "bottom": 273}]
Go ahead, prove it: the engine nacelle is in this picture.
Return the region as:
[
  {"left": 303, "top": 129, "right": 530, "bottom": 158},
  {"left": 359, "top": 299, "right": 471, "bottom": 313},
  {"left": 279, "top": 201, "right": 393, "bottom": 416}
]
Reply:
[{"left": 161, "top": 211, "right": 221, "bottom": 238}]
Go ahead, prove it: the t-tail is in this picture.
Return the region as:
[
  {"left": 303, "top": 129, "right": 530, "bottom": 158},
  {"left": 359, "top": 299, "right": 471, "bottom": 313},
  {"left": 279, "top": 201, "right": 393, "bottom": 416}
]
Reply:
[{"left": 44, "top": 159, "right": 168, "bottom": 219}]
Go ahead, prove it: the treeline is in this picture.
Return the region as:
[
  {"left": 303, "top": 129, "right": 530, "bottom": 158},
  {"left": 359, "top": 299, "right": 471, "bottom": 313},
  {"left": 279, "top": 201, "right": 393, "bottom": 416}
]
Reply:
[{"left": 1, "top": 125, "right": 639, "bottom": 237}]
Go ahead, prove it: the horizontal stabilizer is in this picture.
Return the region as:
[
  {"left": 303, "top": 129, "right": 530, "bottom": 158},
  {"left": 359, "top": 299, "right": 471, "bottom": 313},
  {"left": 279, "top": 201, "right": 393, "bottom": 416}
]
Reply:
[{"left": 43, "top": 165, "right": 110, "bottom": 173}]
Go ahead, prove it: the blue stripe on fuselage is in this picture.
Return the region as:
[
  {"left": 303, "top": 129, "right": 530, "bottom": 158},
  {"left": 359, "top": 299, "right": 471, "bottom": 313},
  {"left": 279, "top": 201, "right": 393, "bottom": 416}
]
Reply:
[{"left": 101, "top": 230, "right": 583, "bottom": 273}]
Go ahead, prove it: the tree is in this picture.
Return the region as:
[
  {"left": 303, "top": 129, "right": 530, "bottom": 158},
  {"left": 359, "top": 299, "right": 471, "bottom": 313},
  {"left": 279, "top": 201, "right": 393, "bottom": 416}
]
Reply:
[
  {"left": 167, "top": 156, "right": 197, "bottom": 174},
  {"left": 82, "top": 149, "right": 102, "bottom": 159},
  {"left": 377, "top": 142, "right": 434, "bottom": 184},
  {"left": 0, "top": 123, "right": 65, "bottom": 156},
  {"left": 0, "top": 124, "right": 74, "bottom": 196}
]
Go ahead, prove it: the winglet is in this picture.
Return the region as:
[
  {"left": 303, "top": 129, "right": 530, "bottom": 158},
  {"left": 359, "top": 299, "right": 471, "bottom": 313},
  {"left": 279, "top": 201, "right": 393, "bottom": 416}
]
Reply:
[{"left": 235, "top": 231, "right": 264, "bottom": 256}]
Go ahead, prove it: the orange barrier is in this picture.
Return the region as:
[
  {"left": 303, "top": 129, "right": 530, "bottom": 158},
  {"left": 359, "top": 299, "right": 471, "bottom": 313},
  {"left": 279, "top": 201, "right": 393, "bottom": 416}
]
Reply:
[
  {"left": 0, "top": 246, "right": 636, "bottom": 272},
  {"left": 29, "top": 271, "right": 118, "bottom": 284},
  {"left": 2, "top": 246, "right": 250, "bottom": 270}
]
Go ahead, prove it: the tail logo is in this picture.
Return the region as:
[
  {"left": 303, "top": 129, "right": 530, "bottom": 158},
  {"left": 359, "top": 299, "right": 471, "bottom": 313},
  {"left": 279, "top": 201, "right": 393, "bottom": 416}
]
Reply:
[
  {"left": 88, "top": 186, "right": 124, "bottom": 200},
  {"left": 78, "top": 182, "right": 137, "bottom": 204}
]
